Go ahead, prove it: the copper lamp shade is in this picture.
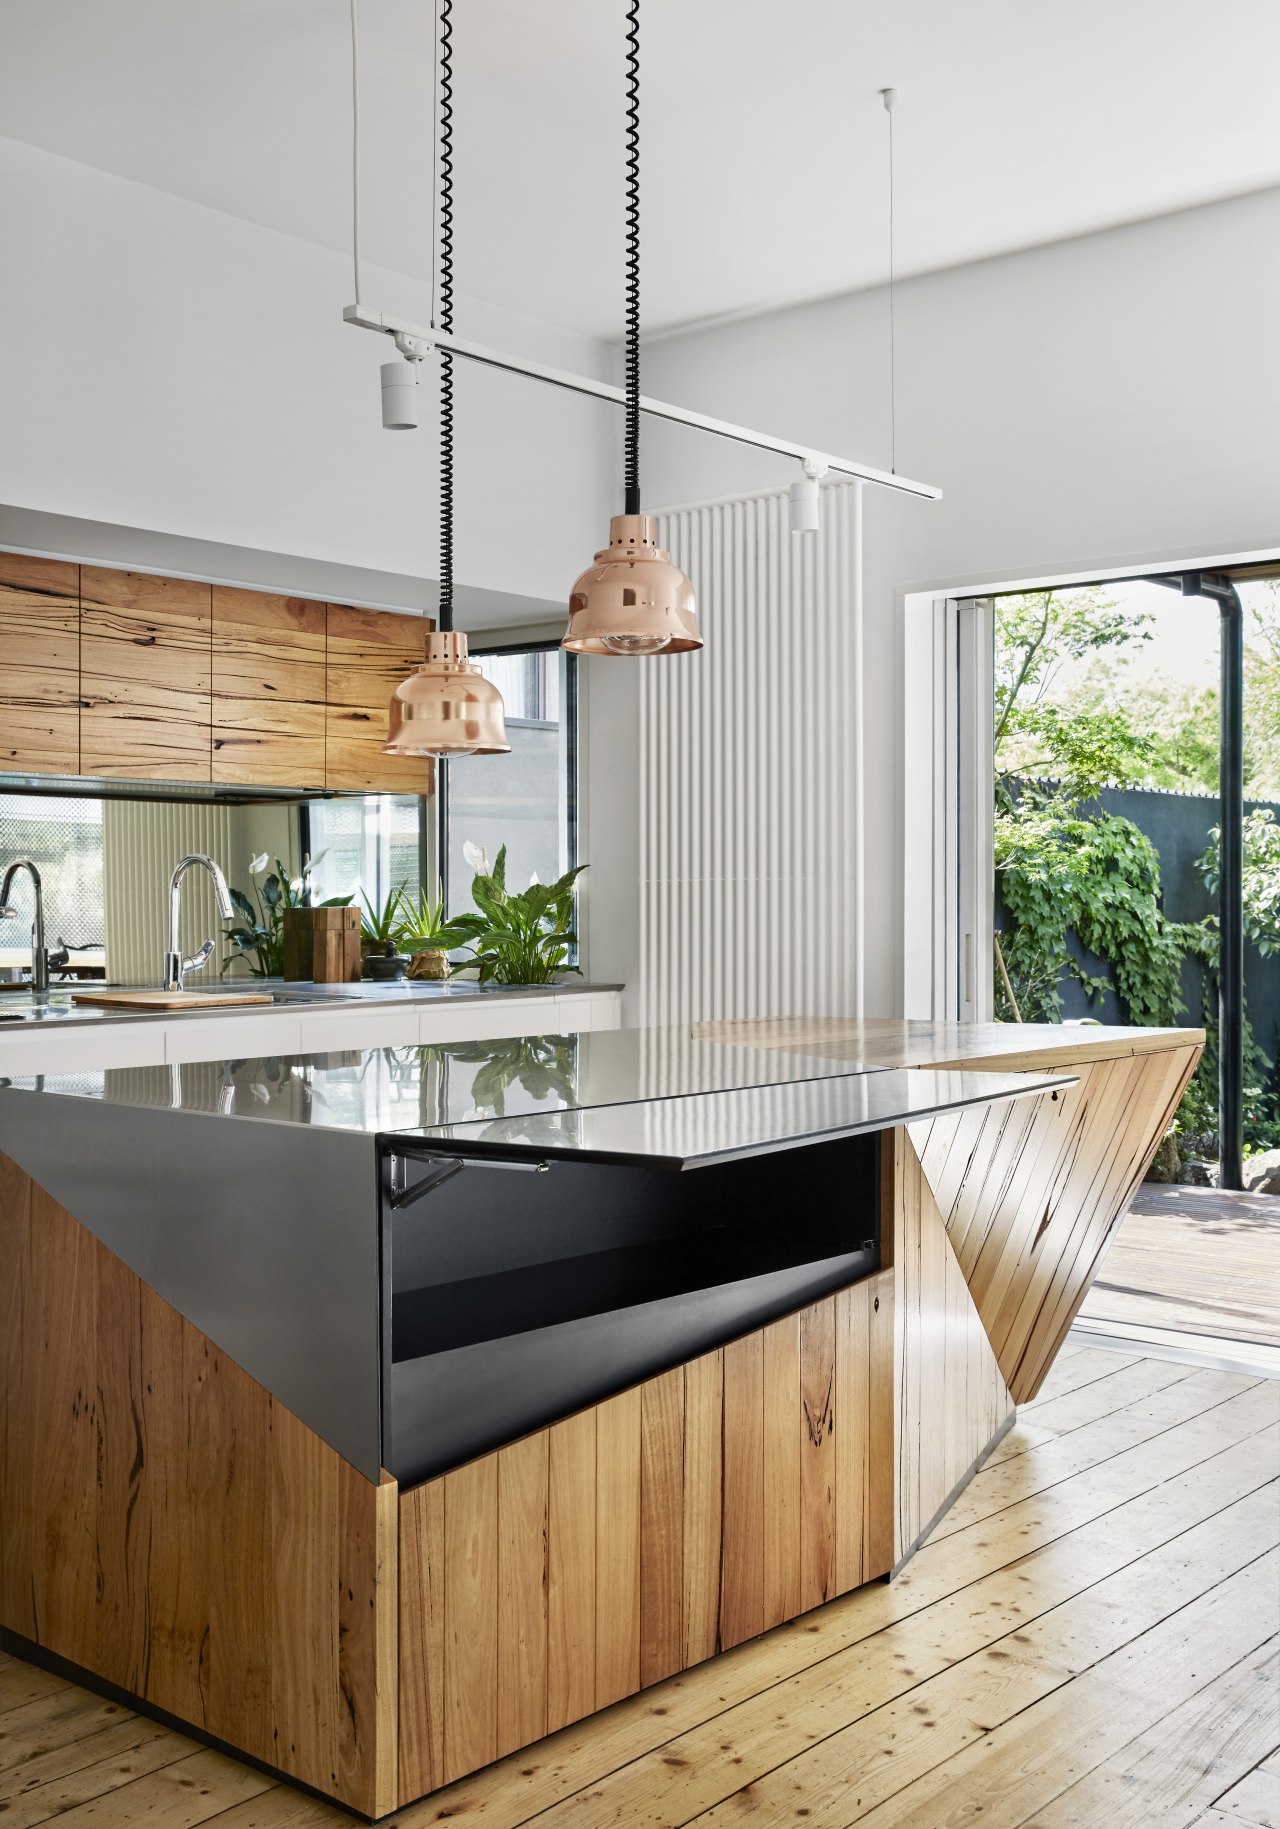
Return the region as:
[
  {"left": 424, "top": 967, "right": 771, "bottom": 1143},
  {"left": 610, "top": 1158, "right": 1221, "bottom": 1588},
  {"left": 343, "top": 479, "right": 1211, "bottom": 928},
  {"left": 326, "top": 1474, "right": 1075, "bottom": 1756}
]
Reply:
[
  {"left": 563, "top": 515, "right": 702, "bottom": 656},
  {"left": 384, "top": 630, "right": 511, "bottom": 757}
]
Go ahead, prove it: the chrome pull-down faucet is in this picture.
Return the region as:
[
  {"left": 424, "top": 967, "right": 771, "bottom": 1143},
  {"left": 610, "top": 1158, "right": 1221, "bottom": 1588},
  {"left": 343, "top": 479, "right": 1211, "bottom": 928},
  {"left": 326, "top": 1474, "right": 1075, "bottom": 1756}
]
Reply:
[
  {"left": 164, "top": 854, "right": 234, "bottom": 993},
  {"left": 0, "top": 858, "right": 49, "bottom": 996}
]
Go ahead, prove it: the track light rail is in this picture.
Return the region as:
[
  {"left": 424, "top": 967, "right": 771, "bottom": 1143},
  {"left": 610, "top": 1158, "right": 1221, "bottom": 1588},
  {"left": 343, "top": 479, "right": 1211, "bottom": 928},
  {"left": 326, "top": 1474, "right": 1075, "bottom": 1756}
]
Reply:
[{"left": 342, "top": 304, "right": 943, "bottom": 503}]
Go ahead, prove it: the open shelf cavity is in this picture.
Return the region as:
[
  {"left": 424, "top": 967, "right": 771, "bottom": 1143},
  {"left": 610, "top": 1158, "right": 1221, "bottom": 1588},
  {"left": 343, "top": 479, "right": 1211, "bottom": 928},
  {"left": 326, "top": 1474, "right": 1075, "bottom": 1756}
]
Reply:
[{"left": 383, "top": 1129, "right": 880, "bottom": 1487}]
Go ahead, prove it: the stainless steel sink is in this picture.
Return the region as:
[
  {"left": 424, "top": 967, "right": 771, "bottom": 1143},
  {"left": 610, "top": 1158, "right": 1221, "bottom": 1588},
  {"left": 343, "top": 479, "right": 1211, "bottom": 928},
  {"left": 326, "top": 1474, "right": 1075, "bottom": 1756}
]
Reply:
[{"left": 0, "top": 1005, "right": 77, "bottom": 1023}]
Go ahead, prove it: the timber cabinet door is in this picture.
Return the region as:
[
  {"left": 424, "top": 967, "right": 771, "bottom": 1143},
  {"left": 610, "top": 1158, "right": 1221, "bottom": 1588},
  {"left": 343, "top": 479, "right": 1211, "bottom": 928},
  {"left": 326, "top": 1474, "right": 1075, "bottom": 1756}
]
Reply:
[
  {"left": 0, "top": 555, "right": 80, "bottom": 775},
  {"left": 80, "top": 568, "right": 213, "bottom": 780},
  {"left": 325, "top": 603, "right": 435, "bottom": 796},
  {"left": 212, "top": 587, "right": 327, "bottom": 789}
]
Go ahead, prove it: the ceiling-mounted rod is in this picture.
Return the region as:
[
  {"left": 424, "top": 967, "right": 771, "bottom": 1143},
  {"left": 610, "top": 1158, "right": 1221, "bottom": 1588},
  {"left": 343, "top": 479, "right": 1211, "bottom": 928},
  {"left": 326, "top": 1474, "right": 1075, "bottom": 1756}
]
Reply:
[{"left": 343, "top": 303, "right": 943, "bottom": 502}]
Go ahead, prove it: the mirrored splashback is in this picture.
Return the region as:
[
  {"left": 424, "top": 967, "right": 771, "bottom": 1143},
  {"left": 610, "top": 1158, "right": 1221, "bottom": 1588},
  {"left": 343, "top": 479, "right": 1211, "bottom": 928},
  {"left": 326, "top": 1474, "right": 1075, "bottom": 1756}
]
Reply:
[{"left": 0, "top": 791, "right": 433, "bottom": 986}]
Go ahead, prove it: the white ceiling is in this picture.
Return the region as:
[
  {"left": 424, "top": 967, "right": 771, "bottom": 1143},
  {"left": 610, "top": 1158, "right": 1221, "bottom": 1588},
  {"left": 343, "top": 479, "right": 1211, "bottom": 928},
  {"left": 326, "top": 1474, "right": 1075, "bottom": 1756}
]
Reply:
[{"left": 2, "top": 0, "right": 1278, "bottom": 343}]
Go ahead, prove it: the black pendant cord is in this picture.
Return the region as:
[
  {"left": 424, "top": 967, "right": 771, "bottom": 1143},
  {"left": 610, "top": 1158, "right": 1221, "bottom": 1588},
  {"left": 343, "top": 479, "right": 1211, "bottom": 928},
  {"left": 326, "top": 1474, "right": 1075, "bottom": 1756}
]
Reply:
[
  {"left": 437, "top": 0, "right": 455, "bottom": 632},
  {"left": 623, "top": 0, "right": 641, "bottom": 517}
]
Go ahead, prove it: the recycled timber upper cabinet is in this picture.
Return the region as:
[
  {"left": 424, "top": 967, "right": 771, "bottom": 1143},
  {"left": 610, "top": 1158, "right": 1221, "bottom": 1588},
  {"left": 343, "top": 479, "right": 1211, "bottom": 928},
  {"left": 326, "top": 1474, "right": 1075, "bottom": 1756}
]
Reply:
[
  {"left": 211, "top": 585, "right": 327, "bottom": 789},
  {"left": 325, "top": 601, "right": 434, "bottom": 796},
  {"left": 0, "top": 554, "right": 80, "bottom": 775},
  {"left": 1, "top": 1020, "right": 1199, "bottom": 1820},
  {"left": 0, "top": 547, "right": 434, "bottom": 796},
  {"left": 80, "top": 567, "right": 213, "bottom": 779}
]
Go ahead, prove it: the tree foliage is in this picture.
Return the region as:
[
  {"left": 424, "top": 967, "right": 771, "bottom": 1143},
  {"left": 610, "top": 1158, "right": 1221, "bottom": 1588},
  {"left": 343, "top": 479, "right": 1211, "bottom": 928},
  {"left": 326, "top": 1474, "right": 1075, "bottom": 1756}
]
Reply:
[{"left": 993, "top": 586, "right": 1280, "bottom": 1154}]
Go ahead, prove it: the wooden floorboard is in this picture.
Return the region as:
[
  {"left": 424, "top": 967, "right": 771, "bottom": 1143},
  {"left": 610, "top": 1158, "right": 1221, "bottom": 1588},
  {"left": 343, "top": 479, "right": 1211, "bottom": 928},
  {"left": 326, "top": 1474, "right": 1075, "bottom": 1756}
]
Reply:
[
  {"left": 0, "top": 1349, "right": 1275, "bottom": 1829},
  {"left": 1079, "top": 1185, "right": 1280, "bottom": 1351}
]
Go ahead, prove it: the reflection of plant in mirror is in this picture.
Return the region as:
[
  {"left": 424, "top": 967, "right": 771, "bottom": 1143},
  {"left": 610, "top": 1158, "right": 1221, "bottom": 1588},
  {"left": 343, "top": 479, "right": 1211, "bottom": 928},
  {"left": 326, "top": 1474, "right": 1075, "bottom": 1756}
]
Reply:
[
  {"left": 453, "top": 846, "right": 586, "bottom": 984},
  {"left": 224, "top": 853, "right": 351, "bottom": 978},
  {"left": 442, "top": 1033, "right": 579, "bottom": 1117},
  {"left": 393, "top": 885, "right": 476, "bottom": 957}
]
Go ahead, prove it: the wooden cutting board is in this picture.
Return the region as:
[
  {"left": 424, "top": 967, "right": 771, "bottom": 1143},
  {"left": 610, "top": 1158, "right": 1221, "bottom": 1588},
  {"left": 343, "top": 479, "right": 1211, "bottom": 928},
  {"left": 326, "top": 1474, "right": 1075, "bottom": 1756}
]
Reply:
[{"left": 71, "top": 989, "right": 274, "bottom": 1011}]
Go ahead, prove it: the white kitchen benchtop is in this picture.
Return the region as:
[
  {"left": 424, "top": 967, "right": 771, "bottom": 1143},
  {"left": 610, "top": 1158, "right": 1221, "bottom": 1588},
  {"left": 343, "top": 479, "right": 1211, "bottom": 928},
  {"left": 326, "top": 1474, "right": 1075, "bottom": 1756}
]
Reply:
[
  {"left": 0, "top": 978, "right": 622, "bottom": 1031},
  {"left": 0, "top": 980, "right": 624, "bottom": 1073}
]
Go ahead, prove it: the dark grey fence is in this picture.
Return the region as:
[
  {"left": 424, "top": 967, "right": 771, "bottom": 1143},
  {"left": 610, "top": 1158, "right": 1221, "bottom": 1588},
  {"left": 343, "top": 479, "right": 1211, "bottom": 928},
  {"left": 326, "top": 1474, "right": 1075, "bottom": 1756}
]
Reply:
[{"left": 999, "top": 783, "right": 1280, "bottom": 1090}]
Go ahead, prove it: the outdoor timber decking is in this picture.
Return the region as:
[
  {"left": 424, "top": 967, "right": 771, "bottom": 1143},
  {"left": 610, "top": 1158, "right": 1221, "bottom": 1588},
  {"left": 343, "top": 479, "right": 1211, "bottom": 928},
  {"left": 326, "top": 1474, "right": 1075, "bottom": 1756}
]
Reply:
[{"left": 1078, "top": 1184, "right": 1280, "bottom": 1370}]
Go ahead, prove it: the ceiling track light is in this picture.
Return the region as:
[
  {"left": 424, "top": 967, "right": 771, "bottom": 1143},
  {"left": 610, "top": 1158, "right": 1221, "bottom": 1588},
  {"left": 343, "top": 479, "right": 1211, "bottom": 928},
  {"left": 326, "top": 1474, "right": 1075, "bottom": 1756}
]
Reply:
[
  {"left": 381, "top": 332, "right": 428, "bottom": 430},
  {"left": 789, "top": 458, "right": 828, "bottom": 536},
  {"left": 562, "top": 0, "right": 701, "bottom": 658},
  {"left": 341, "top": 36, "right": 940, "bottom": 506},
  {"left": 382, "top": 0, "right": 510, "bottom": 760}
]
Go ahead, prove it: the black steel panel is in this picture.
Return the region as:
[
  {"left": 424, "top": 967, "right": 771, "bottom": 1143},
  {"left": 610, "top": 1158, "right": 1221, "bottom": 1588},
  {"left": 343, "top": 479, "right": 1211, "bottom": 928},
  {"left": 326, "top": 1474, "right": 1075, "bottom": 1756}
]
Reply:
[{"left": 0, "top": 1090, "right": 384, "bottom": 1481}]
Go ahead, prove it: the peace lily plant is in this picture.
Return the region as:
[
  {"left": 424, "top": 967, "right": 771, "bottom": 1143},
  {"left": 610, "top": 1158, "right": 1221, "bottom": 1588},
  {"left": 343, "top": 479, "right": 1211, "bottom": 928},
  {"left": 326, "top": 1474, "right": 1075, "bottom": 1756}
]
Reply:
[
  {"left": 451, "top": 843, "right": 587, "bottom": 986},
  {"left": 224, "top": 852, "right": 351, "bottom": 978}
]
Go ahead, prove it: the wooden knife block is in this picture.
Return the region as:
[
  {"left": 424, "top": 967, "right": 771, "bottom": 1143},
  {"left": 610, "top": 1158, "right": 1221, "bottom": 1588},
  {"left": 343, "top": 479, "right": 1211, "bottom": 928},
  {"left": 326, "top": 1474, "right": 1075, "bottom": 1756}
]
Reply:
[{"left": 282, "top": 906, "right": 361, "bottom": 983}]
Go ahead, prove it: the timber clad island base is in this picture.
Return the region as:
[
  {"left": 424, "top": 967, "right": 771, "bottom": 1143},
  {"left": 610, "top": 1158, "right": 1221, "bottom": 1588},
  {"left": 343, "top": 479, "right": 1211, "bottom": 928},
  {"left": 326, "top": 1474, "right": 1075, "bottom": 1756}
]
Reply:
[{"left": 0, "top": 1021, "right": 1201, "bottom": 1818}]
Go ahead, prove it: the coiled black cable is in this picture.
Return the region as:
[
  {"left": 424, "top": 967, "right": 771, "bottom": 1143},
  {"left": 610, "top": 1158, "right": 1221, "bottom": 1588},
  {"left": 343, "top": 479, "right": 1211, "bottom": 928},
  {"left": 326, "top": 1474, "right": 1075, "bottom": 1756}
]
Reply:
[
  {"left": 437, "top": 0, "right": 455, "bottom": 628},
  {"left": 623, "top": 0, "right": 641, "bottom": 516}
]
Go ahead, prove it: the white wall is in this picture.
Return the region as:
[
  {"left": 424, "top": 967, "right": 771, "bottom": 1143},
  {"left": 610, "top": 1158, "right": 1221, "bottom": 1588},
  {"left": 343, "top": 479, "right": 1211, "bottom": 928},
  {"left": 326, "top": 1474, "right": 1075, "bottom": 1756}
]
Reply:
[
  {"left": 583, "top": 188, "right": 1280, "bottom": 1016},
  {"left": 0, "top": 135, "right": 616, "bottom": 614}
]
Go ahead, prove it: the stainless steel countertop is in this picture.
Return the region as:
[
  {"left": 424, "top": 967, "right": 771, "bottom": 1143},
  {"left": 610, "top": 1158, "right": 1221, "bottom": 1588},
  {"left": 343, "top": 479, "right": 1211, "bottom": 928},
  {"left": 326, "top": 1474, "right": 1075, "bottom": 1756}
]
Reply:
[
  {"left": 0, "top": 1028, "right": 881, "bottom": 1134},
  {"left": 0, "top": 1025, "right": 1075, "bottom": 1155}
]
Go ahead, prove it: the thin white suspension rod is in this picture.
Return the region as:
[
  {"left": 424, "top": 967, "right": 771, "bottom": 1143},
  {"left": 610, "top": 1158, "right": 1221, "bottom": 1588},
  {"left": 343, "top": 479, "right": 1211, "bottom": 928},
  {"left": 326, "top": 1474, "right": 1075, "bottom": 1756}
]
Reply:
[{"left": 343, "top": 304, "right": 942, "bottom": 503}]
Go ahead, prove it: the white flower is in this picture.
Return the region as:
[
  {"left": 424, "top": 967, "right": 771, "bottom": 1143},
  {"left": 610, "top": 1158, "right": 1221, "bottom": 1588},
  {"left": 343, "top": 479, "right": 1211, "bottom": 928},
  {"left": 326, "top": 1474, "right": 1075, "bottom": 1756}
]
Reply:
[
  {"left": 463, "top": 841, "right": 489, "bottom": 875},
  {"left": 249, "top": 852, "right": 269, "bottom": 875},
  {"left": 289, "top": 878, "right": 304, "bottom": 897},
  {"left": 250, "top": 1082, "right": 271, "bottom": 1103},
  {"left": 529, "top": 869, "right": 541, "bottom": 887}
]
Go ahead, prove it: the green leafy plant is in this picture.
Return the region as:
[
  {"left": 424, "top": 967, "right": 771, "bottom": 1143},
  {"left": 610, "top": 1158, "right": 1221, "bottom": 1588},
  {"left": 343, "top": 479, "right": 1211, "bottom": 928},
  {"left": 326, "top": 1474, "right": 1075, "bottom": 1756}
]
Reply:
[
  {"left": 993, "top": 586, "right": 1280, "bottom": 1157},
  {"left": 452, "top": 846, "right": 586, "bottom": 984},
  {"left": 360, "top": 884, "right": 408, "bottom": 954},
  {"left": 1196, "top": 810, "right": 1280, "bottom": 958},
  {"left": 393, "top": 884, "right": 476, "bottom": 957},
  {"left": 224, "top": 852, "right": 351, "bottom": 978}
]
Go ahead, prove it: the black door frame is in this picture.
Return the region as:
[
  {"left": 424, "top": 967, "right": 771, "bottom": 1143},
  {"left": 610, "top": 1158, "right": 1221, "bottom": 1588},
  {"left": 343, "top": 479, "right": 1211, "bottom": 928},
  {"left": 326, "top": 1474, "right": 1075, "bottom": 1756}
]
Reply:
[{"left": 1144, "top": 571, "right": 1245, "bottom": 1190}]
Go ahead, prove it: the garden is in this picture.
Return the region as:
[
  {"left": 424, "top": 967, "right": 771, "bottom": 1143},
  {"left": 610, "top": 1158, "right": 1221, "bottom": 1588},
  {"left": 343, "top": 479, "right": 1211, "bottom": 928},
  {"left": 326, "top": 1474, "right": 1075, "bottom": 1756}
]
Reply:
[{"left": 993, "top": 581, "right": 1280, "bottom": 1181}]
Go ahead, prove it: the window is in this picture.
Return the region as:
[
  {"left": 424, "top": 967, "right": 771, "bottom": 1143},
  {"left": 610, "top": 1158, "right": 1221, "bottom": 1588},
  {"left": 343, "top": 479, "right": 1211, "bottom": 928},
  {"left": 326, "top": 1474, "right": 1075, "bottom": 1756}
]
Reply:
[
  {"left": 306, "top": 647, "right": 578, "bottom": 926},
  {"left": 445, "top": 647, "right": 577, "bottom": 903},
  {"left": 307, "top": 795, "right": 429, "bottom": 911},
  {"left": 0, "top": 794, "right": 104, "bottom": 966}
]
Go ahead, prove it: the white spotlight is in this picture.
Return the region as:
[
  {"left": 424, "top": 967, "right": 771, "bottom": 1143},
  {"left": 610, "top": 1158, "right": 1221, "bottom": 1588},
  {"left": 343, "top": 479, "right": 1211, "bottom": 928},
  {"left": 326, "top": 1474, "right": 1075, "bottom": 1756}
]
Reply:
[
  {"left": 789, "top": 459, "right": 827, "bottom": 534},
  {"left": 380, "top": 332, "right": 429, "bottom": 431},
  {"left": 380, "top": 359, "right": 419, "bottom": 429}
]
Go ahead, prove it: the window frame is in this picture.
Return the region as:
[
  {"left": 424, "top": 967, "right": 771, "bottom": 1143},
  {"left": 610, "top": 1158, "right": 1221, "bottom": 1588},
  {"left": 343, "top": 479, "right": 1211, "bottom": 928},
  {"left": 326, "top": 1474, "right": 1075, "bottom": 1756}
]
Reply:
[{"left": 439, "top": 641, "right": 579, "bottom": 914}]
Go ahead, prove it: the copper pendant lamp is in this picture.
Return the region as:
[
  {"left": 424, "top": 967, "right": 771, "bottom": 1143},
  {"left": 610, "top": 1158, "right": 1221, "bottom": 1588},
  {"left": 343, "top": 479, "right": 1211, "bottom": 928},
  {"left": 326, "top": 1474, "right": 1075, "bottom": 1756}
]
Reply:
[
  {"left": 562, "top": 0, "right": 702, "bottom": 659},
  {"left": 385, "top": 0, "right": 510, "bottom": 759}
]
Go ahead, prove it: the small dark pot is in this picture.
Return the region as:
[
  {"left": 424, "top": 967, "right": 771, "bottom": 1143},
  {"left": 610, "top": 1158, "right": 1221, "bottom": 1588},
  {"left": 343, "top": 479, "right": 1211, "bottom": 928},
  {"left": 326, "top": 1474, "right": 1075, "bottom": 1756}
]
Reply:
[{"left": 362, "top": 948, "right": 409, "bottom": 982}]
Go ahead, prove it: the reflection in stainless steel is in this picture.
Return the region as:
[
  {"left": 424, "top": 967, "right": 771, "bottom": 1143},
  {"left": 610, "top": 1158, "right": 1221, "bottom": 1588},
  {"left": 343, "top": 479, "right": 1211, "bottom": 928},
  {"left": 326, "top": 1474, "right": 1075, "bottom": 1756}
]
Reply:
[
  {"left": 414, "top": 1069, "right": 1077, "bottom": 1170},
  {"left": 0, "top": 1028, "right": 881, "bottom": 1135}
]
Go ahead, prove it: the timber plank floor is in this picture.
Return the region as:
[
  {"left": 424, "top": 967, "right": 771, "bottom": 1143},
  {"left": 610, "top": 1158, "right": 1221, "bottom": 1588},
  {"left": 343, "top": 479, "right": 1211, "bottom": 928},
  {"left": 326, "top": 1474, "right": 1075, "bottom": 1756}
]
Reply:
[{"left": 0, "top": 1347, "right": 1276, "bottom": 1829}]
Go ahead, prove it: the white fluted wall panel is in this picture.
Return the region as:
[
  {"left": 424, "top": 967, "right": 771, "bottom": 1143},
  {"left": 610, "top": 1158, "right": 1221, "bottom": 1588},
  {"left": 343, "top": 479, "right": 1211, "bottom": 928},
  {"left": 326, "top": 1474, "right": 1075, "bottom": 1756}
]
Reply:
[
  {"left": 643, "top": 482, "right": 863, "bottom": 1028},
  {"left": 102, "top": 802, "right": 236, "bottom": 985}
]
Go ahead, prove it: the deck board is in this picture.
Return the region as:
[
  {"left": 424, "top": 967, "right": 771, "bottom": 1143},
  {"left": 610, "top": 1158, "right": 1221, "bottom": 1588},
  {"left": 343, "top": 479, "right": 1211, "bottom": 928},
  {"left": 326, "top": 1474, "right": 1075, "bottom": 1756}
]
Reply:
[
  {"left": 1079, "top": 1185, "right": 1280, "bottom": 1353},
  {"left": 1, "top": 1347, "right": 1275, "bottom": 1828}
]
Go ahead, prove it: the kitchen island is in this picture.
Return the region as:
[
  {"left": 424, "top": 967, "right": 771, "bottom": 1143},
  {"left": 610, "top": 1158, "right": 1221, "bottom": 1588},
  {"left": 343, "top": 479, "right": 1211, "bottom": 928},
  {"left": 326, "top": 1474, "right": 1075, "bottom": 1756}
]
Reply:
[{"left": 0, "top": 1020, "right": 1200, "bottom": 1817}]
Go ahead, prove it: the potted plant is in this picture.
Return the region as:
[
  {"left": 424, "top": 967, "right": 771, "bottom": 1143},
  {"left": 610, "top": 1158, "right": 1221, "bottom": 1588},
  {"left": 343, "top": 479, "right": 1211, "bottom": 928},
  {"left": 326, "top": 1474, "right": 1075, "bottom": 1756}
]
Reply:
[
  {"left": 452, "top": 845, "right": 587, "bottom": 985},
  {"left": 394, "top": 885, "right": 476, "bottom": 981},
  {"left": 360, "top": 885, "right": 410, "bottom": 980},
  {"left": 224, "top": 853, "right": 350, "bottom": 979}
]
